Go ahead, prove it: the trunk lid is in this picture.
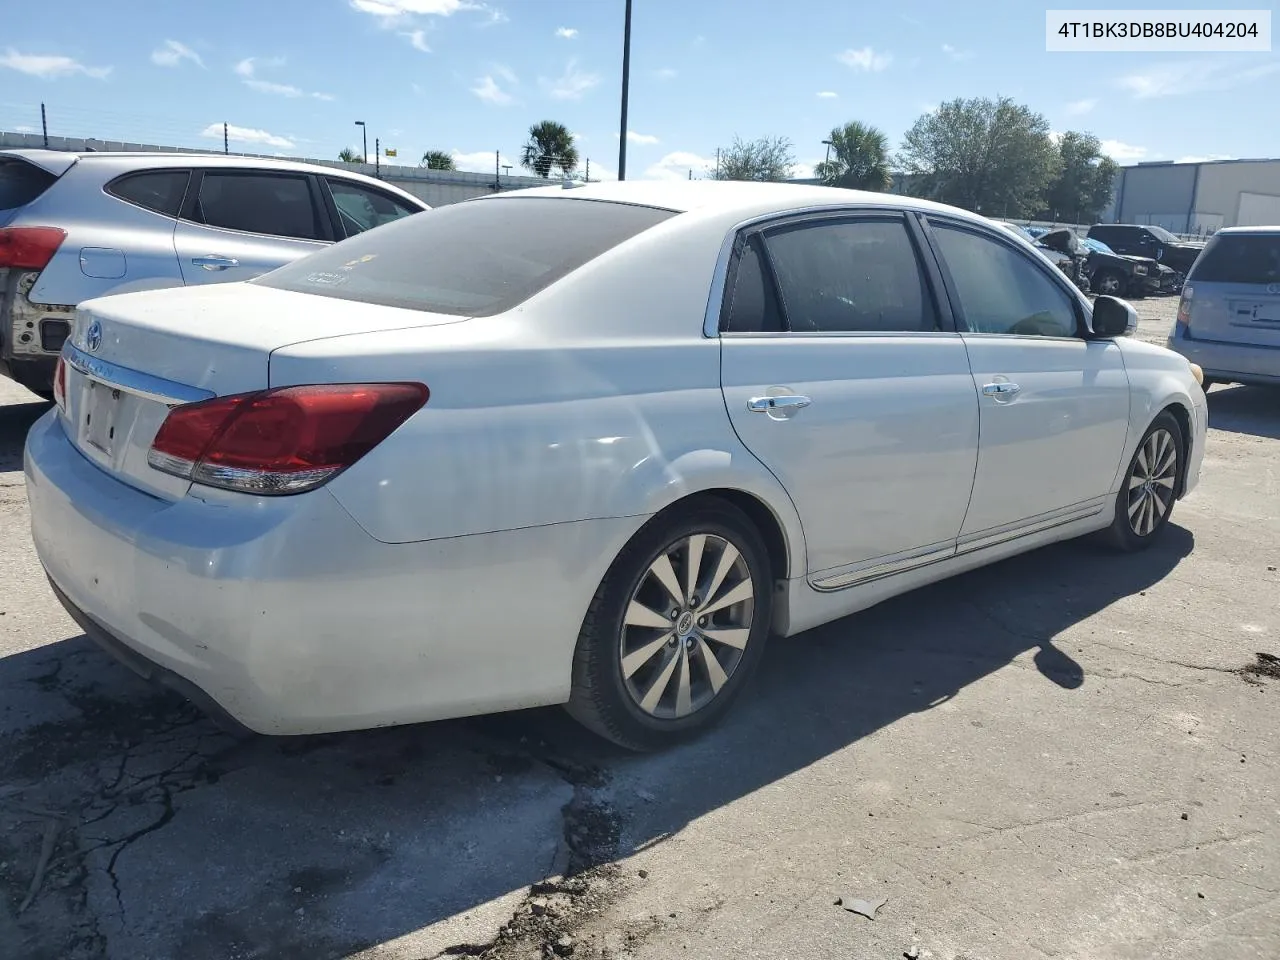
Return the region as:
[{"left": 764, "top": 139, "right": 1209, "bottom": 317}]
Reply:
[
  {"left": 1182, "top": 232, "right": 1280, "bottom": 348},
  {"left": 60, "top": 282, "right": 468, "bottom": 499}
]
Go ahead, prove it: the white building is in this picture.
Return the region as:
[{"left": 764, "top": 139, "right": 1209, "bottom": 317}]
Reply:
[{"left": 1105, "top": 158, "right": 1280, "bottom": 235}]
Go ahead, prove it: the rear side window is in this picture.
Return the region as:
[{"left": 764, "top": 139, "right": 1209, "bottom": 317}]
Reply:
[
  {"left": 107, "top": 170, "right": 190, "bottom": 217},
  {"left": 762, "top": 218, "right": 936, "bottom": 333},
  {"left": 255, "top": 197, "right": 676, "bottom": 316},
  {"left": 722, "top": 236, "right": 785, "bottom": 333},
  {"left": 1189, "top": 234, "right": 1280, "bottom": 284},
  {"left": 0, "top": 159, "right": 57, "bottom": 212},
  {"left": 193, "top": 172, "right": 322, "bottom": 241},
  {"left": 327, "top": 178, "right": 420, "bottom": 237}
]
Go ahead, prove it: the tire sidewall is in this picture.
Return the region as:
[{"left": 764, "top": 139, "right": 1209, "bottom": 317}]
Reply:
[{"left": 1111, "top": 412, "right": 1185, "bottom": 550}]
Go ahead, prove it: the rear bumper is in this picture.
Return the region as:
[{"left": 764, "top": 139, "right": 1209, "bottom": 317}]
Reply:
[
  {"left": 25, "top": 409, "right": 637, "bottom": 735},
  {"left": 1167, "top": 332, "right": 1280, "bottom": 386}
]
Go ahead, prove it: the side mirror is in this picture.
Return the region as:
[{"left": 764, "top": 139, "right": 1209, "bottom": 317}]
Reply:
[{"left": 1090, "top": 295, "right": 1137, "bottom": 338}]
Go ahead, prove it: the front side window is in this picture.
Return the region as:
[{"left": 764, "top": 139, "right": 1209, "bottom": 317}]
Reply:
[
  {"left": 761, "top": 218, "right": 936, "bottom": 333},
  {"left": 327, "top": 179, "right": 420, "bottom": 237},
  {"left": 193, "top": 172, "right": 322, "bottom": 241},
  {"left": 107, "top": 170, "right": 190, "bottom": 218},
  {"left": 931, "top": 222, "right": 1079, "bottom": 338}
]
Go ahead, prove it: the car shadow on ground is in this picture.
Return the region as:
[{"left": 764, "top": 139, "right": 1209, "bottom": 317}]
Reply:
[
  {"left": 0, "top": 510, "right": 1195, "bottom": 958},
  {"left": 0, "top": 399, "right": 50, "bottom": 473},
  {"left": 1207, "top": 384, "right": 1280, "bottom": 440}
]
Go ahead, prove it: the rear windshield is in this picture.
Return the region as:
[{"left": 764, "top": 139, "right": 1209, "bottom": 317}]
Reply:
[
  {"left": 255, "top": 196, "right": 677, "bottom": 316},
  {"left": 1189, "top": 234, "right": 1280, "bottom": 284},
  {"left": 0, "top": 159, "right": 57, "bottom": 212}
]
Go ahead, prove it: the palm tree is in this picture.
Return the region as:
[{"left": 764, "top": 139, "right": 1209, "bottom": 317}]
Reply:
[
  {"left": 421, "top": 150, "right": 456, "bottom": 171},
  {"left": 521, "top": 120, "right": 578, "bottom": 178},
  {"left": 338, "top": 147, "right": 362, "bottom": 163},
  {"left": 814, "top": 121, "right": 892, "bottom": 192}
]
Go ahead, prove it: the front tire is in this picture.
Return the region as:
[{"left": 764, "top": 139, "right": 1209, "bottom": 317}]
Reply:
[
  {"left": 565, "top": 499, "right": 773, "bottom": 751},
  {"left": 1093, "top": 269, "right": 1124, "bottom": 297},
  {"left": 1103, "top": 412, "right": 1184, "bottom": 552}
]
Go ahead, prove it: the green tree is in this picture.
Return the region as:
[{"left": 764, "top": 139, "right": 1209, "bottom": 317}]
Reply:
[
  {"left": 897, "top": 97, "right": 1060, "bottom": 218},
  {"left": 1040, "top": 131, "right": 1119, "bottom": 223},
  {"left": 814, "top": 121, "right": 892, "bottom": 191},
  {"left": 420, "top": 150, "right": 456, "bottom": 171},
  {"left": 709, "top": 135, "right": 797, "bottom": 182},
  {"left": 521, "top": 120, "right": 579, "bottom": 178},
  {"left": 338, "top": 147, "right": 362, "bottom": 163}
]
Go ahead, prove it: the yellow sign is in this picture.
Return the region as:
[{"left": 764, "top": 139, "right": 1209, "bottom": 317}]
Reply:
[{"left": 385, "top": 147, "right": 398, "bottom": 158}]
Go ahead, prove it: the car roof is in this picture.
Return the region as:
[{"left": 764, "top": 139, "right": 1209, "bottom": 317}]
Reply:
[
  {"left": 478, "top": 179, "right": 979, "bottom": 222},
  {"left": 1215, "top": 226, "right": 1280, "bottom": 236}
]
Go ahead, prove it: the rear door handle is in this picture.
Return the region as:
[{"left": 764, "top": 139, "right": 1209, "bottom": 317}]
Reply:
[
  {"left": 981, "top": 382, "right": 1021, "bottom": 398},
  {"left": 747, "top": 395, "right": 812, "bottom": 414},
  {"left": 191, "top": 255, "right": 240, "bottom": 270}
]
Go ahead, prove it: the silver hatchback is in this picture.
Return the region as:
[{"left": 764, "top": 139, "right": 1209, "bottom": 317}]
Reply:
[
  {"left": 0, "top": 150, "right": 429, "bottom": 396},
  {"left": 1168, "top": 227, "right": 1280, "bottom": 388}
]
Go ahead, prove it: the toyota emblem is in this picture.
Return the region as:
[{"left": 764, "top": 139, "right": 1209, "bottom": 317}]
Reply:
[
  {"left": 85, "top": 320, "right": 102, "bottom": 353},
  {"left": 1269, "top": 283, "right": 1280, "bottom": 296}
]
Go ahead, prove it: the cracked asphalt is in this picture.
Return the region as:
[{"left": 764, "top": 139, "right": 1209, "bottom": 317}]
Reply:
[{"left": 2, "top": 295, "right": 1278, "bottom": 960}]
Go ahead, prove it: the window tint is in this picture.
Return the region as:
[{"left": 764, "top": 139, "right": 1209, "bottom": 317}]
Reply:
[
  {"left": 0, "top": 159, "right": 56, "bottom": 212},
  {"left": 107, "top": 170, "right": 190, "bottom": 217},
  {"left": 1190, "top": 234, "right": 1280, "bottom": 284},
  {"left": 193, "top": 173, "right": 321, "bottom": 241},
  {"left": 931, "top": 223, "right": 1078, "bottom": 337},
  {"left": 327, "top": 179, "right": 420, "bottom": 237},
  {"left": 762, "top": 218, "right": 935, "bottom": 333},
  {"left": 255, "top": 197, "right": 676, "bottom": 316},
  {"left": 723, "top": 236, "right": 784, "bottom": 333}
]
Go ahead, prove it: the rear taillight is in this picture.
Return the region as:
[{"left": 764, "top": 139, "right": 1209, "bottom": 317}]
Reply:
[
  {"left": 147, "top": 382, "right": 429, "bottom": 495},
  {"left": 53, "top": 355, "right": 67, "bottom": 411},
  {"left": 1175, "top": 283, "right": 1194, "bottom": 336},
  {"left": 0, "top": 227, "right": 67, "bottom": 270}
]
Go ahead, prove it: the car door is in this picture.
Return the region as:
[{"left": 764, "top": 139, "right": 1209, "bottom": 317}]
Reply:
[
  {"left": 323, "top": 177, "right": 423, "bottom": 238},
  {"left": 718, "top": 211, "right": 980, "bottom": 585},
  {"left": 173, "top": 169, "right": 331, "bottom": 285},
  {"left": 922, "top": 216, "right": 1131, "bottom": 545}
]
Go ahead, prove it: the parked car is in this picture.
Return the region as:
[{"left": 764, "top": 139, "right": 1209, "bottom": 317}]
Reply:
[
  {"left": 25, "top": 182, "right": 1207, "bottom": 751},
  {"left": 1087, "top": 224, "right": 1205, "bottom": 277},
  {"left": 1080, "top": 238, "right": 1182, "bottom": 295},
  {"left": 1039, "top": 231, "right": 1157, "bottom": 298},
  {"left": 1167, "top": 226, "right": 1280, "bottom": 388},
  {"left": 993, "top": 221, "right": 1090, "bottom": 293},
  {"left": 0, "top": 150, "right": 429, "bottom": 397}
]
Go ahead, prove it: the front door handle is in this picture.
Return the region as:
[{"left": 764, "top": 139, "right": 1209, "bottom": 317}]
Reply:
[
  {"left": 747, "top": 395, "right": 812, "bottom": 416},
  {"left": 191, "top": 255, "right": 240, "bottom": 271},
  {"left": 981, "top": 382, "right": 1021, "bottom": 399}
]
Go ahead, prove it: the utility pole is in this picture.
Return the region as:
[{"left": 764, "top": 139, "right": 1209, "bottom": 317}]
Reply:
[
  {"left": 375, "top": 138, "right": 381, "bottom": 178},
  {"left": 40, "top": 102, "right": 48, "bottom": 148},
  {"left": 223, "top": 122, "right": 229, "bottom": 154},
  {"left": 494, "top": 149, "right": 500, "bottom": 191},
  {"left": 585, "top": 158, "right": 590, "bottom": 182},
  {"left": 715, "top": 148, "right": 721, "bottom": 180},
  {"left": 617, "top": 0, "right": 633, "bottom": 180}
]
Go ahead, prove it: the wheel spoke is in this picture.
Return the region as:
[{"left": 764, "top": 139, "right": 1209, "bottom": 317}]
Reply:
[
  {"left": 640, "top": 650, "right": 680, "bottom": 713},
  {"left": 701, "top": 577, "right": 753, "bottom": 616},
  {"left": 674, "top": 645, "right": 693, "bottom": 717},
  {"left": 684, "top": 534, "right": 706, "bottom": 605},
  {"left": 697, "top": 636, "right": 729, "bottom": 694},
  {"left": 1152, "top": 474, "right": 1175, "bottom": 490},
  {"left": 1127, "top": 491, "right": 1145, "bottom": 521},
  {"left": 622, "top": 632, "right": 673, "bottom": 679},
  {"left": 1152, "top": 490, "right": 1168, "bottom": 519},
  {"left": 702, "top": 543, "right": 740, "bottom": 609},
  {"left": 1142, "top": 494, "right": 1156, "bottom": 535},
  {"left": 1129, "top": 472, "right": 1147, "bottom": 490},
  {"left": 700, "top": 625, "right": 750, "bottom": 650},
  {"left": 648, "top": 553, "right": 684, "bottom": 609},
  {"left": 625, "top": 600, "right": 671, "bottom": 630},
  {"left": 1136, "top": 443, "right": 1150, "bottom": 479}
]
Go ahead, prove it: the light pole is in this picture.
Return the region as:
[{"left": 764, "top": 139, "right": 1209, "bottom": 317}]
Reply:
[
  {"left": 822, "top": 139, "right": 834, "bottom": 165},
  {"left": 617, "top": 0, "right": 633, "bottom": 180},
  {"left": 354, "top": 120, "right": 367, "bottom": 164}
]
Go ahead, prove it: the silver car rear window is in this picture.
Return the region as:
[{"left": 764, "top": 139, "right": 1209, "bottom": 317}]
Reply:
[
  {"left": 1189, "top": 234, "right": 1280, "bottom": 285},
  {"left": 0, "top": 158, "right": 57, "bottom": 212},
  {"left": 255, "top": 196, "right": 677, "bottom": 317}
]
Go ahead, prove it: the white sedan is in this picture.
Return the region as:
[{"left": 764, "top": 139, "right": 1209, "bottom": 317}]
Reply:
[{"left": 24, "top": 182, "right": 1208, "bottom": 751}]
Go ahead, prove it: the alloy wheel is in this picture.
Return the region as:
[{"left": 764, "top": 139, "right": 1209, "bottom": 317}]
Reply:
[
  {"left": 1126, "top": 428, "right": 1177, "bottom": 536},
  {"left": 618, "top": 533, "right": 755, "bottom": 720}
]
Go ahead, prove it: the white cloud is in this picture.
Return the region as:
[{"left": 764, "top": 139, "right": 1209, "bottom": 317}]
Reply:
[
  {"left": 471, "top": 74, "right": 514, "bottom": 105},
  {"left": 791, "top": 162, "right": 817, "bottom": 180},
  {"left": 615, "top": 130, "right": 659, "bottom": 145},
  {"left": 400, "top": 29, "right": 431, "bottom": 51},
  {"left": 13, "top": 124, "right": 36, "bottom": 133},
  {"left": 492, "top": 63, "right": 518, "bottom": 85},
  {"left": 1176, "top": 154, "right": 1233, "bottom": 164},
  {"left": 1100, "top": 139, "right": 1147, "bottom": 163},
  {"left": 941, "top": 43, "right": 973, "bottom": 61},
  {"left": 816, "top": 90, "right": 838, "bottom": 99},
  {"left": 350, "top": 0, "right": 474, "bottom": 18},
  {"left": 1120, "top": 59, "right": 1280, "bottom": 99},
  {"left": 654, "top": 67, "right": 677, "bottom": 80},
  {"left": 311, "top": 91, "right": 335, "bottom": 101},
  {"left": 151, "top": 40, "right": 204, "bottom": 69},
  {"left": 201, "top": 122, "right": 294, "bottom": 150},
  {"left": 556, "top": 27, "right": 578, "bottom": 39},
  {"left": 540, "top": 58, "right": 600, "bottom": 100},
  {"left": 1065, "top": 98, "right": 1097, "bottom": 116},
  {"left": 245, "top": 78, "right": 303, "bottom": 97},
  {"left": 0, "top": 49, "right": 111, "bottom": 80},
  {"left": 836, "top": 46, "right": 892, "bottom": 72},
  {"left": 451, "top": 149, "right": 515, "bottom": 174},
  {"left": 643, "top": 150, "right": 716, "bottom": 181},
  {"left": 236, "top": 56, "right": 330, "bottom": 100}
]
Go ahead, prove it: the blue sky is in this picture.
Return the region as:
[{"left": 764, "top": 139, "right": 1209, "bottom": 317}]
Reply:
[{"left": 1, "top": 0, "right": 1277, "bottom": 180}]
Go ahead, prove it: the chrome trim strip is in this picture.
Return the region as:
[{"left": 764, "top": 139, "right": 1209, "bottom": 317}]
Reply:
[
  {"left": 810, "top": 542, "right": 956, "bottom": 592},
  {"left": 956, "top": 499, "right": 1107, "bottom": 555},
  {"left": 62, "top": 342, "right": 213, "bottom": 406}
]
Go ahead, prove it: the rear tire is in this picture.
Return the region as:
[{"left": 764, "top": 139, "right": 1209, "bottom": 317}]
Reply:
[
  {"left": 565, "top": 499, "right": 773, "bottom": 752},
  {"left": 1102, "top": 412, "right": 1184, "bottom": 552}
]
